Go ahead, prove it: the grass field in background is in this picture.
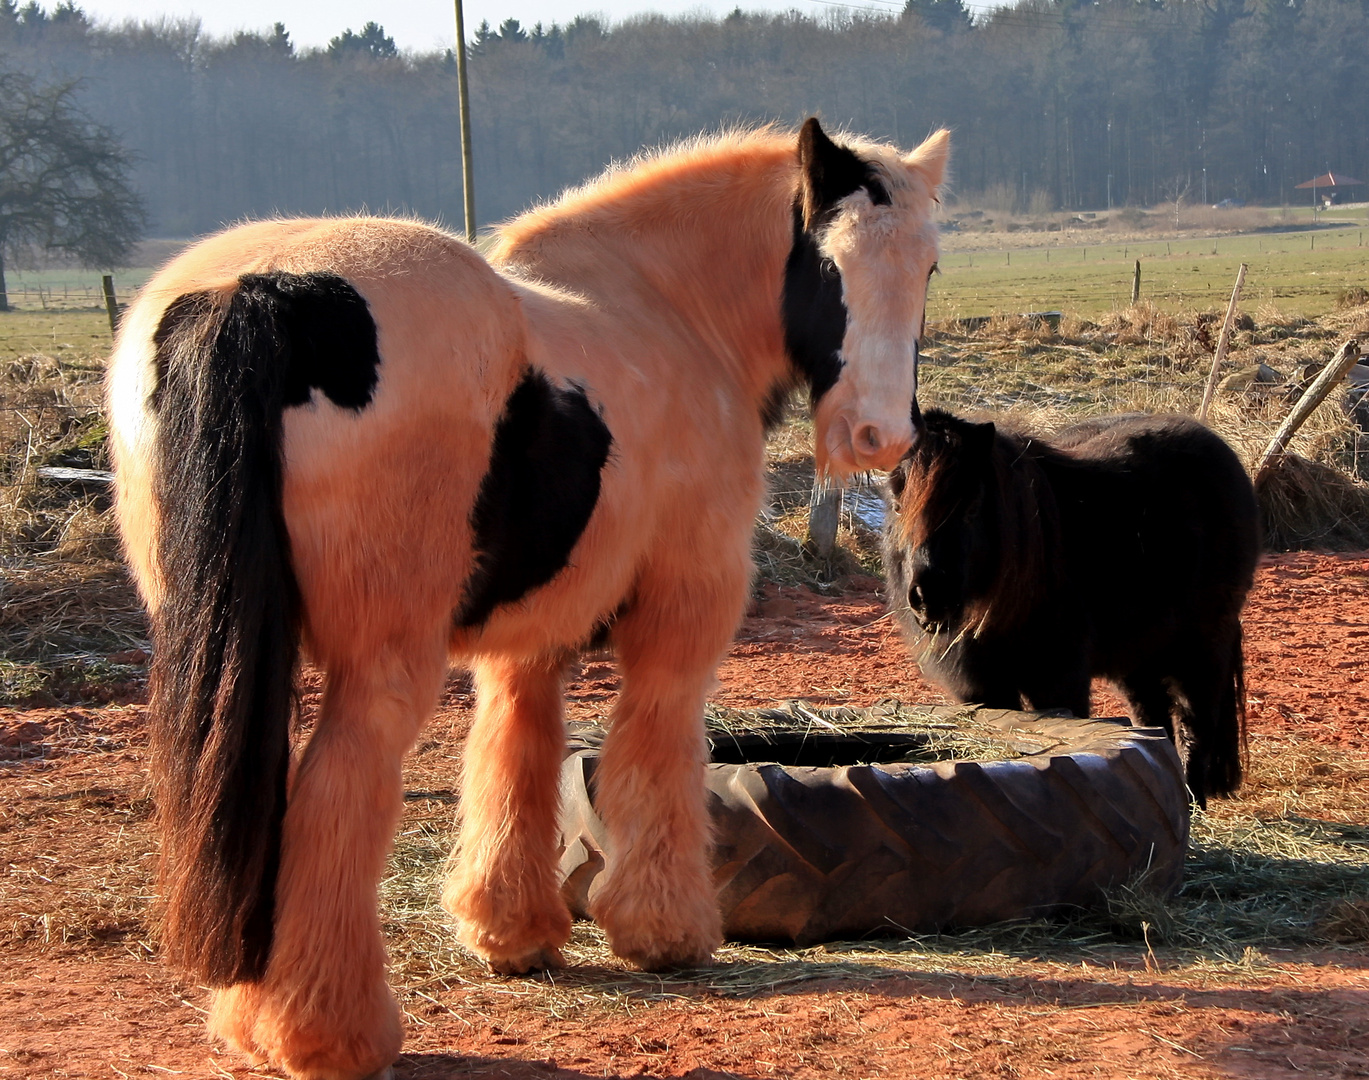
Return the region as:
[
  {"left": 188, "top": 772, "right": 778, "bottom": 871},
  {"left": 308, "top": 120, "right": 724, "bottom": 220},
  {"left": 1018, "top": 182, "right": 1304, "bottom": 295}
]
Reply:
[
  {"left": 1, "top": 309, "right": 113, "bottom": 367},
  {"left": 6, "top": 220, "right": 1369, "bottom": 327},
  {"left": 929, "top": 225, "right": 1369, "bottom": 319}
]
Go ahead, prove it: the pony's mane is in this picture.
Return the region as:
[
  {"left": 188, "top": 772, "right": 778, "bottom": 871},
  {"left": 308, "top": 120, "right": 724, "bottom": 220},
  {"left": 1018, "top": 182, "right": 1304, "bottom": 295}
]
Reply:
[{"left": 490, "top": 126, "right": 795, "bottom": 261}]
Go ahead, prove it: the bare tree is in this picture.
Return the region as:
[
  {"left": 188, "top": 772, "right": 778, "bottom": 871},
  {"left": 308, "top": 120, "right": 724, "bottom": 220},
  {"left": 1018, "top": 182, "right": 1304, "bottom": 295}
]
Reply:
[{"left": 0, "top": 66, "right": 144, "bottom": 311}]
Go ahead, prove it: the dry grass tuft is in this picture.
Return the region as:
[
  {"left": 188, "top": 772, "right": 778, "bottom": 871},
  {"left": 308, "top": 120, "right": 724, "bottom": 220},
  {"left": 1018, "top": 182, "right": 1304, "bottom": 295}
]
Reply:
[
  {"left": 0, "top": 560, "right": 148, "bottom": 704},
  {"left": 1095, "top": 301, "right": 1183, "bottom": 346},
  {"left": 1320, "top": 899, "right": 1369, "bottom": 944},
  {"left": 1254, "top": 452, "right": 1369, "bottom": 551},
  {"left": 1335, "top": 286, "right": 1369, "bottom": 311}
]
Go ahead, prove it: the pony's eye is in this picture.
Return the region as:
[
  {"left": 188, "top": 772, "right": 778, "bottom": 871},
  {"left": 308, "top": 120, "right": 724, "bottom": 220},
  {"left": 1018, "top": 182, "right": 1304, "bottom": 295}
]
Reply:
[{"left": 928, "top": 262, "right": 940, "bottom": 278}]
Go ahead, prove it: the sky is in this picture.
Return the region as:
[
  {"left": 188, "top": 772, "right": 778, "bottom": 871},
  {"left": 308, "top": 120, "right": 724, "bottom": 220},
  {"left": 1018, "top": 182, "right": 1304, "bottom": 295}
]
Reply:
[{"left": 68, "top": 0, "right": 992, "bottom": 52}]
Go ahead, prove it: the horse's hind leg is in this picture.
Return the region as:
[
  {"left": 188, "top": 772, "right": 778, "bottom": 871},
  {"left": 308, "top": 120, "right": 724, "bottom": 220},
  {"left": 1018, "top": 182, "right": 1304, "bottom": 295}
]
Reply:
[
  {"left": 588, "top": 569, "right": 746, "bottom": 970},
  {"left": 209, "top": 634, "right": 448, "bottom": 1080},
  {"left": 443, "top": 654, "right": 572, "bottom": 973}
]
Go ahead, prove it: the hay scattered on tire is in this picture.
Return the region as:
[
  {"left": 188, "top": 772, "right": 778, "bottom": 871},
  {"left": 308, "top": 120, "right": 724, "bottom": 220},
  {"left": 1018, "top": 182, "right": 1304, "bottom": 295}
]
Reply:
[{"left": 702, "top": 699, "right": 1056, "bottom": 763}]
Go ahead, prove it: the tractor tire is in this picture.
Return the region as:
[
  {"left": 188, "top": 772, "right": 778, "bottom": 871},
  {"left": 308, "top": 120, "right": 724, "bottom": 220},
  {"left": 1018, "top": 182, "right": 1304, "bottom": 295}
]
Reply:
[{"left": 558, "top": 705, "right": 1189, "bottom": 945}]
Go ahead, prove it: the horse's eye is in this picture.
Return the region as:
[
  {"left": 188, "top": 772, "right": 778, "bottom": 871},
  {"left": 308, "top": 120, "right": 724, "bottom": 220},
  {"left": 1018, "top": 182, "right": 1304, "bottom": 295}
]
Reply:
[
  {"left": 928, "top": 262, "right": 940, "bottom": 278},
  {"left": 820, "top": 258, "right": 839, "bottom": 280}
]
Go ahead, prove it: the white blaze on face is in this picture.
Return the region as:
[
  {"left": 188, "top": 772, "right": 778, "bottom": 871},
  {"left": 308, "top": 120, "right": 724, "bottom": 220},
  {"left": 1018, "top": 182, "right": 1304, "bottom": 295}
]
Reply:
[
  {"left": 814, "top": 203, "right": 936, "bottom": 475},
  {"left": 809, "top": 130, "right": 949, "bottom": 479}
]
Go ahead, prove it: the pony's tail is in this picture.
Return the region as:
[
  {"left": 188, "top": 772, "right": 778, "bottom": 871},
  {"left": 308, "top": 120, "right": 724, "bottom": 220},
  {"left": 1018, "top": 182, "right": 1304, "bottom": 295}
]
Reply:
[
  {"left": 146, "top": 279, "right": 307, "bottom": 986},
  {"left": 1204, "top": 624, "right": 1248, "bottom": 798}
]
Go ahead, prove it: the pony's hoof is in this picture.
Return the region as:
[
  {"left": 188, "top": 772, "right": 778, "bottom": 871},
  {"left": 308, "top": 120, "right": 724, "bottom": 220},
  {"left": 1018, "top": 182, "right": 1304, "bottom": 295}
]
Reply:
[{"left": 487, "top": 945, "right": 565, "bottom": 975}]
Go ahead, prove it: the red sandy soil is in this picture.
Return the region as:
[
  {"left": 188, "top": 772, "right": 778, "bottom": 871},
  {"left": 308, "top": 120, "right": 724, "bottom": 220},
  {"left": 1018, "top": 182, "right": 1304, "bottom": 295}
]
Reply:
[{"left": 3, "top": 552, "right": 1367, "bottom": 1080}]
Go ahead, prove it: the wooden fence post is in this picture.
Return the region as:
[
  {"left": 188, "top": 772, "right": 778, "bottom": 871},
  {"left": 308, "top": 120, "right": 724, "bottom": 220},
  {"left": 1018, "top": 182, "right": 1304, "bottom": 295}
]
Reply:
[
  {"left": 805, "top": 485, "right": 842, "bottom": 559},
  {"left": 1198, "top": 262, "right": 1248, "bottom": 423},
  {"left": 101, "top": 275, "right": 120, "bottom": 336},
  {"left": 1131, "top": 260, "right": 1141, "bottom": 305},
  {"left": 1254, "top": 338, "right": 1364, "bottom": 483}
]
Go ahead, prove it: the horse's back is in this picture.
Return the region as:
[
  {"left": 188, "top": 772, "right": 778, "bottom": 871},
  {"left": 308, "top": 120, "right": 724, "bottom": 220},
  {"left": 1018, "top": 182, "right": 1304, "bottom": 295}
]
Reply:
[
  {"left": 1054, "top": 414, "right": 1256, "bottom": 537},
  {"left": 1047, "top": 413, "right": 1258, "bottom": 656}
]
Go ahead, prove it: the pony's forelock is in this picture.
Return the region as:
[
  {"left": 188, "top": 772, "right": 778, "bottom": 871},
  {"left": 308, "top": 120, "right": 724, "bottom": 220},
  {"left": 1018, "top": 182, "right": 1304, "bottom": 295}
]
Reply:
[{"left": 894, "top": 410, "right": 1060, "bottom": 637}]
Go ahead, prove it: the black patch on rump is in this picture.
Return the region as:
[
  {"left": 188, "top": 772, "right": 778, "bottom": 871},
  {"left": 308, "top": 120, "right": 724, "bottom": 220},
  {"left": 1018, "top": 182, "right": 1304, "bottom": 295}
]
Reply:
[
  {"left": 146, "top": 272, "right": 379, "bottom": 985},
  {"left": 456, "top": 370, "right": 614, "bottom": 628},
  {"left": 782, "top": 118, "right": 890, "bottom": 406}
]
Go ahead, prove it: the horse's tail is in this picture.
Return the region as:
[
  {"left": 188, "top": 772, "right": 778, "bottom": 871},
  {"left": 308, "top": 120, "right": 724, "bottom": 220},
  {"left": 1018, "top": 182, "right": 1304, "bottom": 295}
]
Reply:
[
  {"left": 144, "top": 277, "right": 326, "bottom": 986},
  {"left": 1204, "top": 623, "right": 1248, "bottom": 798}
]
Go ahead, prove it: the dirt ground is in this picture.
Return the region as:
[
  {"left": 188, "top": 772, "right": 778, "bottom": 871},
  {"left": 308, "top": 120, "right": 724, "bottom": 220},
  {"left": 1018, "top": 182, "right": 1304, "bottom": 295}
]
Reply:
[{"left": 3, "top": 552, "right": 1367, "bottom": 1080}]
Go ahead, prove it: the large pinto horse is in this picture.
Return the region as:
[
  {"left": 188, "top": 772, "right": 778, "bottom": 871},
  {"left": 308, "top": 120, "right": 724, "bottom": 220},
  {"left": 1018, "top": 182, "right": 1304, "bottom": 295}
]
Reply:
[
  {"left": 883, "top": 409, "right": 1259, "bottom": 808},
  {"left": 106, "top": 119, "right": 948, "bottom": 1079}
]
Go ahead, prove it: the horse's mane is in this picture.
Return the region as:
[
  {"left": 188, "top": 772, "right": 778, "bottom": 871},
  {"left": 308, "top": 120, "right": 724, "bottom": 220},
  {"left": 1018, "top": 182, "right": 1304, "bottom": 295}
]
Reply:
[
  {"left": 899, "top": 410, "right": 1065, "bottom": 634},
  {"left": 489, "top": 126, "right": 794, "bottom": 263}
]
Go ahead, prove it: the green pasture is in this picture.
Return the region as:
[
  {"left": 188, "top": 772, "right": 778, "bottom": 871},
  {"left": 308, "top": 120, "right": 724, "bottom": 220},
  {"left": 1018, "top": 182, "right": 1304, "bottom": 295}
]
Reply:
[
  {"left": 0, "top": 308, "right": 113, "bottom": 367},
  {"left": 929, "top": 225, "right": 1369, "bottom": 320},
  {"left": 3, "top": 223, "right": 1369, "bottom": 347}
]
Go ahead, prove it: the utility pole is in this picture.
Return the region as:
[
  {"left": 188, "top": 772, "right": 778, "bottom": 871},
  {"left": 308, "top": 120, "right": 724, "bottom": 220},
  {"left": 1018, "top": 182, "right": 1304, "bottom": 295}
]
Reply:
[
  {"left": 1107, "top": 173, "right": 1112, "bottom": 211},
  {"left": 453, "top": 0, "right": 476, "bottom": 243}
]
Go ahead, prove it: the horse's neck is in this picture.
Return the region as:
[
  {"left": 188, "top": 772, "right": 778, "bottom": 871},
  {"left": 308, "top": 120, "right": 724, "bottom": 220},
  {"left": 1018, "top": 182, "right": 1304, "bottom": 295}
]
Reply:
[{"left": 492, "top": 146, "right": 797, "bottom": 394}]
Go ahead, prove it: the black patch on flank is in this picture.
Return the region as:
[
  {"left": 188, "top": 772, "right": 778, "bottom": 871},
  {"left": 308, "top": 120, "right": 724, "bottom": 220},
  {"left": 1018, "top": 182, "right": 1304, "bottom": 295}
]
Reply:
[{"left": 456, "top": 371, "right": 614, "bottom": 628}]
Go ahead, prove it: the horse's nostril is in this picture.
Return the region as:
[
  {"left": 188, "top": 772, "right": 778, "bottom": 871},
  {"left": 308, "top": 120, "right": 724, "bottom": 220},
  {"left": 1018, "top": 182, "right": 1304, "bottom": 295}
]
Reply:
[
  {"left": 853, "top": 423, "right": 881, "bottom": 456},
  {"left": 908, "top": 584, "right": 926, "bottom": 612}
]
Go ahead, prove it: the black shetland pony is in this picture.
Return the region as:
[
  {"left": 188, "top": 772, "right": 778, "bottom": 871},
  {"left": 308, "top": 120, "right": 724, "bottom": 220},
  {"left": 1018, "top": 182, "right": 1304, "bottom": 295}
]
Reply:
[{"left": 883, "top": 410, "right": 1260, "bottom": 806}]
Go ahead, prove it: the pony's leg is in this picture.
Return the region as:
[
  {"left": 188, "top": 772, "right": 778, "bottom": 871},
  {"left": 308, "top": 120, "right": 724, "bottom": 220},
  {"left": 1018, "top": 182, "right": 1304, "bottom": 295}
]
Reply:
[
  {"left": 1170, "top": 643, "right": 1243, "bottom": 807},
  {"left": 1020, "top": 676, "right": 1090, "bottom": 718},
  {"left": 588, "top": 574, "right": 743, "bottom": 971},
  {"left": 1120, "top": 674, "right": 1176, "bottom": 738},
  {"left": 209, "top": 636, "right": 447, "bottom": 1080},
  {"left": 442, "top": 654, "right": 572, "bottom": 974}
]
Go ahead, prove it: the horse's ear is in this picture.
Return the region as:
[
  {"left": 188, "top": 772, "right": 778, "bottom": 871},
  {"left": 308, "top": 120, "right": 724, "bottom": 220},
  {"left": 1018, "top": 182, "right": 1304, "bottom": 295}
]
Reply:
[
  {"left": 968, "top": 420, "right": 996, "bottom": 456},
  {"left": 798, "top": 117, "right": 868, "bottom": 229},
  {"left": 905, "top": 128, "right": 951, "bottom": 193}
]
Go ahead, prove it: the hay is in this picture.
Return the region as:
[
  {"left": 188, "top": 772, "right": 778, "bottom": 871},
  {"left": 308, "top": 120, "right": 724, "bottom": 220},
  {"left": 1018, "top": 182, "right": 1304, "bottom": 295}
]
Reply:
[
  {"left": 1254, "top": 452, "right": 1369, "bottom": 551},
  {"left": 701, "top": 699, "right": 1050, "bottom": 764},
  {"left": 0, "top": 559, "right": 149, "bottom": 704}
]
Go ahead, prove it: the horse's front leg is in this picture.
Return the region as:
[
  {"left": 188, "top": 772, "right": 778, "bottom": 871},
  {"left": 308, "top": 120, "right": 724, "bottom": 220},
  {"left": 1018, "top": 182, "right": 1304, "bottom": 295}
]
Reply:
[
  {"left": 443, "top": 654, "right": 572, "bottom": 973},
  {"left": 588, "top": 571, "right": 746, "bottom": 970},
  {"left": 208, "top": 638, "right": 447, "bottom": 1080}
]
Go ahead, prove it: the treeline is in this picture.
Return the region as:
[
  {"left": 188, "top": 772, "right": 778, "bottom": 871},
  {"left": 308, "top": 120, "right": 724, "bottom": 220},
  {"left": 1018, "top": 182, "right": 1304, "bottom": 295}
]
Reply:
[{"left": 3, "top": 0, "right": 1368, "bottom": 237}]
